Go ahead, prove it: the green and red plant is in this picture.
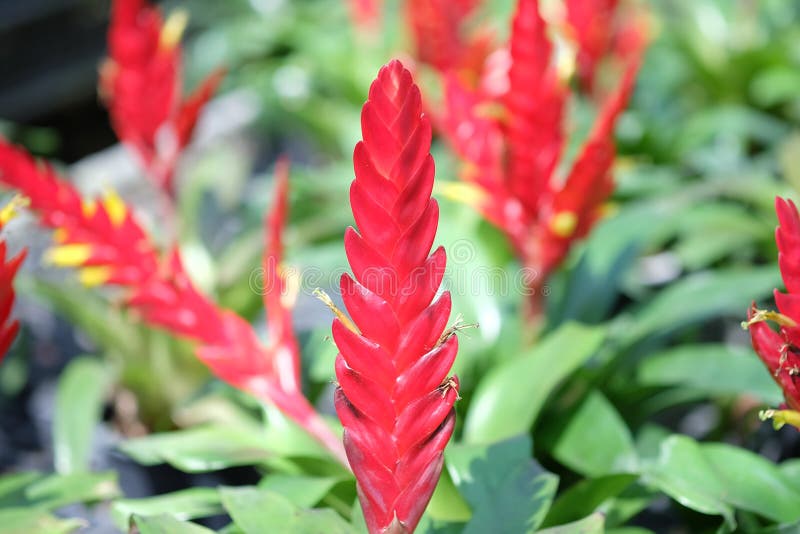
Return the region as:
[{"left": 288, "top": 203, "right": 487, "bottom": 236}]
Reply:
[
  {"left": 331, "top": 59, "right": 459, "bottom": 534},
  {"left": 0, "top": 200, "right": 26, "bottom": 361}
]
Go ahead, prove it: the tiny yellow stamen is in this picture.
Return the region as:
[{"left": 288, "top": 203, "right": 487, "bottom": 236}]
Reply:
[
  {"left": 549, "top": 211, "right": 578, "bottom": 238},
  {"left": 45, "top": 244, "right": 92, "bottom": 267},
  {"left": 759, "top": 409, "right": 800, "bottom": 431},
  {"left": 313, "top": 288, "right": 358, "bottom": 334},
  {"left": 160, "top": 10, "right": 189, "bottom": 50},
  {"left": 741, "top": 309, "right": 798, "bottom": 330},
  {"left": 79, "top": 266, "right": 111, "bottom": 287},
  {"left": 102, "top": 190, "right": 127, "bottom": 227},
  {"left": 0, "top": 195, "right": 29, "bottom": 225},
  {"left": 438, "top": 182, "right": 487, "bottom": 209}
]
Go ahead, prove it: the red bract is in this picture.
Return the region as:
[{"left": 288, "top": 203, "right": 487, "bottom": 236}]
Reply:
[
  {"left": 746, "top": 198, "right": 800, "bottom": 429},
  {"left": 565, "top": 0, "right": 618, "bottom": 92},
  {"left": 101, "top": 0, "right": 224, "bottom": 196},
  {"left": 405, "top": 0, "right": 491, "bottom": 84},
  {"left": 439, "top": 0, "right": 644, "bottom": 315},
  {"left": 0, "top": 141, "right": 347, "bottom": 465},
  {"left": 0, "top": 212, "right": 25, "bottom": 361},
  {"left": 333, "top": 60, "right": 459, "bottom": 534}
]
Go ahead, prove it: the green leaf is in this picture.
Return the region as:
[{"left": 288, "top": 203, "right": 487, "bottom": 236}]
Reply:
[
  {"left": 552, "top": 391, "right": 638, "bottom": 477},
  {"left": 258, "top": 474, "right": 340, "bottom": 508},
  {"left": 636, "top": 344, "right": 782, "bottom": 405},
  {"left": 220, "top": 487, "right": 355, "bottom": 534},
  {"left": 542, "top": 475, "right": 638, "bottom": 527},
  {"left": 119, "top": 425, "right": 273, "bottom": 473},
  {"left": 112, "top": 488, "right": 223, "bottom": 531},
  {"left": 621, "top": 267, "right": 779, "bottom": 345},
  {"left": 0, "top": 508, "right": 85, "bottom": 534},
  {"left": 463, "top": 323, "right": 605, "bottom": 444},
  {"left": 132, "top": 514, "right": 216, "bottom": 534},
  {"left": 700, "top": 443, "right": 800, "bottom": 523},
  {"left": 446, "top": 436, "right": 558, "bottom": 534},
  {"left": 24, "top": 471, "right": 119, "bottom": 510},
  {"left": 0, "top": 472, "right": 44, "bottom": 507},
  {"left": 642, "top": 435, "right": 734, "bottom": 526},
  {"left": 537, "top": 513, "right": 605, "bottom": 534},
  {"left": 53, "top": 357, "right": 109, "bottom": 474}
]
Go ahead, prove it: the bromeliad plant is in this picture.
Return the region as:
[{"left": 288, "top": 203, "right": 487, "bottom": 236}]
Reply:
[
  {"left": 331, "top": 60, "right": 459, "bottom": 533},
  {"left": 746, "top": 197, "right": 800, "bottom": 430},
  {"left": 437, "top": 0, "right": 645, "bottom": 318},
  {"left": 0, "top": 140, "right": 347, "bottom": 465},
  {"left": 100, "top": 0, "right": 224, "bottom": 197}
]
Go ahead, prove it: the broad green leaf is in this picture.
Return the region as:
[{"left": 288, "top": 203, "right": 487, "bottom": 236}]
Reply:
[
  {"left": 258, "top": 474, "right": 340, "bottom": 508},
  {"left": 779, "top": 459, "right": 800, "bottom": 494},
  {"left": 621, "top": 267, "right": 779, "bottom": 345},
  {"left": 425, "top": 466, "right": 471, "bottom": 522},
  {"left": 537, "top": 513, "right": 604, "bottom": 534},
  {"left": 636, "top": 344, "right": 782, "bottom": 405},
  {"left": 112, "top": 488, "right": 223, "bottom": 531},
  {"left": 463, "top": 323, "right": 605, "bottom": 444},
  {"left": 0, "top": 472, "right": 44, "bottom": 507},
  {"left": 132, "top": 514, "right": 215, "bottom": 534},
  {"left": 446, "top": 436, "right": 558, "bottom": 534},
  {"left": 0, "top": 508, "right": 85, "bottom": 534},
  {"left": 119, "top": 425, "right": 273, "bottom": 473},
  {"left": 53, "top": 357, "right": 109, "bottom": 474},
  {"left": 220, "top": 487, "right": 355, "bottom": 534},
  {"left": 552, "top": 391, "right": 638, "bottom": 477},
  {"left": 642, "top": 435, "right": 734, "bottom": 526},
  {"left": 701, "top": 443, "right": 800, "bottom": 523},
  {"left": 542, "top": 475, "right": 638, "bottom": 527},
  {"left": 24, "top": 471, "right": 119, "bottom": 510}
]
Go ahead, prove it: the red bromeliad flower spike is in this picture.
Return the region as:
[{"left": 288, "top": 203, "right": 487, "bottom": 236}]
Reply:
[
  {"left": 101, "top": 0, "right": 224, "bottom": 196},
  {"left": 0, "top": 202, "right": 26, "bottom": 361},
  {"left": 439, "top": 0, "right": 645, "bottom": 319},
  {"left": 745, "top": 197, "right": 800, "bottom": 430},
  {"left": 333, "top": 60, "right": 460, "bottom": 534},
  {"left": 0, "top": 140, "right": 347, "bottom": 465}
]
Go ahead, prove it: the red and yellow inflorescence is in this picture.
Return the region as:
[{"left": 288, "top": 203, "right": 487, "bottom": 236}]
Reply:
[
  {"left": 0, "top": 199, "right": 26, "bottom": 361},
  {"left": 437, "top": 0, "right": 646, "bottom": 310},
  {"left": 100, "top": 0, "right": 224, "bottom": 196},
  {"left": 747, "top": 197, "right": 800, "bottom": 430},
  {"left": 332, "top": 60, "right": 460, "bottom": 534},
  {"left": 0, "top": 139, "right": 347, "bottom": 465}
]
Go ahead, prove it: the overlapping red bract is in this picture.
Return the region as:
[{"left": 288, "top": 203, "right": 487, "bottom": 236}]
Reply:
[
  {"left": 0, "top": 141, "right": 346, "bottom": 464},
  {"left": 748, "top": 198, "right": 800, "bottom": 412},
  {"left": 0, "top": 224, "right": 25, "bottom": 361},
  {"left": 101, "top": 0, "right": 223, "bottom": 195},
  {"left": 333, "top": 60, "right": 459, "bottom": 534},
  {"left": 439, "top": 0, "right": 644, "bottom": 305}
]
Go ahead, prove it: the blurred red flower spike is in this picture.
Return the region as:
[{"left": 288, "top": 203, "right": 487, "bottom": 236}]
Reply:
[
  {"left": 102, "top": 0, "right": 224, "bottom": 196},
  {"left": 0, "top": 236, "right": 25, "bottom": 361},
  {"left": 333, "top": 60, "right": 460, "bottom": 534}
]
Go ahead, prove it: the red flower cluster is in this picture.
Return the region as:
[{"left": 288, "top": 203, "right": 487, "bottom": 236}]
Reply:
[
  {"left": 100, "top": 0, "right": 224, "bottom": 196},
  {"left": 332, "top": 60, "right": 459, "bottom": 534},
  {"left": 747, "top": 197, "right": 800, "bottom": 429},
  {"left": 438, "top": 0, "right": 645, "bottom": 313},
  {"left": 0, "top": 140, "right": 346, "bottom": 465},
  {"left": 0, "top": 202, "right": 26, "bottom": 361}
]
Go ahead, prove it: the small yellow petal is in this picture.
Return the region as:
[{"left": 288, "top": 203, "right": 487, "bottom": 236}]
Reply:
[
  {"left": 82, "top": 200, "right": 97, "bottom": 219},
  {"left": 549, "top": 211, "right": 578, "bottom": 238},
  {"left": 0, "top": 195, "right": 29, "bottom": 225},
  {"left": 742, "top": 309, "right": 798, "bottom": 330},
  {"left": 759, "top": 409, "right": 800, "bottom": 431},
  {"left": 45, "top": 244, "right": 92, "bottom": 267},
  {"left": 160, "top": 9, "right": 189, "bottom": 50},
  {"left": 438, "top": 182, "right": 487, "bottom": 209},
  {"left": 474, "top": 102, "right": 508, "bottom": 123},
  {"left": 79, "top": 266, "right": 111, "bottom": 287},
  {"left": 52, "top": 228, "right": 68, "bottom": 243},
  {"left": 102, "top": 190, "right": 127, "bottom": 227}
]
